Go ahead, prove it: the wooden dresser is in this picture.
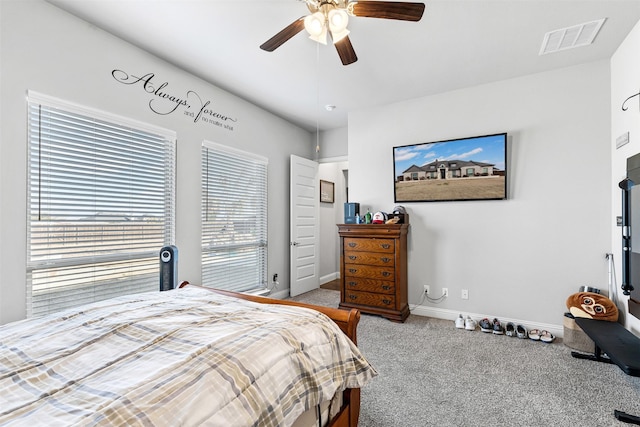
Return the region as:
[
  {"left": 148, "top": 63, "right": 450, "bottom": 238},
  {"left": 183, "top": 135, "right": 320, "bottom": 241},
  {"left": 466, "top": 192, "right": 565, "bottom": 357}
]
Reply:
[{"left": 337, "top": 223, "right": 409, "bottom": 322}]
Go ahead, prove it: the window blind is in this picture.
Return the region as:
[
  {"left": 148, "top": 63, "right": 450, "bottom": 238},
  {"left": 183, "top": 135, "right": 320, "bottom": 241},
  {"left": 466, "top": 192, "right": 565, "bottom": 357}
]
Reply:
[
  {"left": 27, "top": 92, "right": 176, "bottom": 317},
  {"left": 201, "top": 141, "right": 267, "bottom": 292}
]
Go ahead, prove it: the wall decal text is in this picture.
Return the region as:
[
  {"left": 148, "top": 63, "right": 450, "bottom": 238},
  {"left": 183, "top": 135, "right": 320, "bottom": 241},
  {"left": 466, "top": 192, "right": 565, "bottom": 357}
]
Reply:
[
  {"left": 112, "top": 69, "right": 237, "bottom": 131},
  {"left": 622, "top": 90, "right": 640, "bottom": 112}
]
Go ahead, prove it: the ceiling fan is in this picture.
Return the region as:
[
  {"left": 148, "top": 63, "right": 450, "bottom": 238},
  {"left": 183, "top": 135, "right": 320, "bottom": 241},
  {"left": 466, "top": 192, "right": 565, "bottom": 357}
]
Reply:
[{"left": 260, "top": 0, "right": 426, "bottom": 66}]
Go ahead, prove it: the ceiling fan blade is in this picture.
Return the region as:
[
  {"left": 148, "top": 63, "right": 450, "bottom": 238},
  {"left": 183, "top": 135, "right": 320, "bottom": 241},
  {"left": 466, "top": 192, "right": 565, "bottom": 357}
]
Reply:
[
  {"left": 260, "top": 17, "right": 306, "bottom": 52},
  {"left": 351, "top": 1, "right": 425, "bottom": 21},
  {"left": 334, "top": 35, "right": 358, "bottom": 66}
]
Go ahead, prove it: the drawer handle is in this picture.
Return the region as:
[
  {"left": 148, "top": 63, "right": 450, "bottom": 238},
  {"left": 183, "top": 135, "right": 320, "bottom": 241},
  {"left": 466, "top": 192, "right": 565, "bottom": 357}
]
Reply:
[
  {"left": 349, "top": 295, "right": 357, "bottom": 300},
  {"left": 381, "top": 257, "right": 391, "bottom": 263},
  {"left": 348, "top": 255, "right": 357, "bottom": 260},
  {"left": 348, "top": 281, "right": 357, "bottom": 287},
  {"left": 382, "top": 285, "right": 391, "bottom": 290},
  {"left": 349, "top": 268, "right": 357, "bottom": 274},
  {"left": 381, "top": 244, "right": 391, "bottom": 249},
  {"left": 348, "top": 243, "right": 357, "bottom": 248},
  {"left": 382, "top": 299, "right": 392, "bottom": 305},
  {"left": 382, "top": 272, "right": 391, "bottom": 277}
]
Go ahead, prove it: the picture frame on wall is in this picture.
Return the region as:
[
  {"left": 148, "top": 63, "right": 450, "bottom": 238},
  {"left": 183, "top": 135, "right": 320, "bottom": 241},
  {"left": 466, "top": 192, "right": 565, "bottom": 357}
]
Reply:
[
  {"left": 320, "top": 180, "right": 335, "bottom": 203},
  {"left": 393, "top": 133, "right": 508, "bottom": 203}
]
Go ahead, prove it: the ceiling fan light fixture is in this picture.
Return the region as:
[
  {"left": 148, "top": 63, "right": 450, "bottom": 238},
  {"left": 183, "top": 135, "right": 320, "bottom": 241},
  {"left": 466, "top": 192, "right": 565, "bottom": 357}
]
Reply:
[
  {"left": 304, "top": 11, "right": 328, "bottom": 44},
  {"left": 328, "top": 8, "right": 349, "bottom": 32},
  {"left": 304, "top": 12, "right": 325, "bottom": 35},
  {"left": 328, "top": 8, "right": 350, "bottom": 43}
]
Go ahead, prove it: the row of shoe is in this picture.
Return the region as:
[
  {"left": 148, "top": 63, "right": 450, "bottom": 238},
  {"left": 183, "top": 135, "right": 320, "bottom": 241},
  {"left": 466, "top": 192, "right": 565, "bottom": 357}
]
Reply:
[{"left": 454, "top": 315, "right": 555, "bottom": 343}]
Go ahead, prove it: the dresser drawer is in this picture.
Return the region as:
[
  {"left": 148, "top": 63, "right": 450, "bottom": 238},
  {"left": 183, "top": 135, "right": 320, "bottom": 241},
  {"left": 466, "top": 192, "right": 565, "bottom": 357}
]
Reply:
[
  {"left": 344, "top": 277, "right": 395, "bottom": 294},
  {"left": 344, "top": 251, "right": 394, "bottom": 266},
  {"left": 344, "top": 238, "right": 395, "bottom": 253},
  {"left": 344, "top": 264, "right": 395, "bottom": 281},
  {"left": 345, "top": 290, "right": 395, "bottom": 309}
]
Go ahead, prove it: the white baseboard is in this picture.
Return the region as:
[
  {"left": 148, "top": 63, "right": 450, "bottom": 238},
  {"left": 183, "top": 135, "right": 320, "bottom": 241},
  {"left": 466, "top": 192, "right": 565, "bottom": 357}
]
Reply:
[
  {"left": 320, "top": 272, "right": 339, "bottom": 285},
  {"left": 409, "top": 304, "right": 565, "bottom": 339},
  {"left": 268, "top": 288, "right": 290, "bottom": 300}
]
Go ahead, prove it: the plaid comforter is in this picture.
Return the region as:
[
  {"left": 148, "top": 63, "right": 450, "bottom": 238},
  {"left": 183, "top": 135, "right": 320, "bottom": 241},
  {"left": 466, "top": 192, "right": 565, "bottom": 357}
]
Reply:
[{"left": 0, "top": 287, "right": 376, "bottom": 426}]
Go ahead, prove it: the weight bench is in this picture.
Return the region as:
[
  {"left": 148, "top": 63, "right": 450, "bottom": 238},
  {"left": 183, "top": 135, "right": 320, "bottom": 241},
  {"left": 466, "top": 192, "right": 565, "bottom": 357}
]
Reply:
[{"left": 571, "top": 318, "right": 640, "bottom": 424}]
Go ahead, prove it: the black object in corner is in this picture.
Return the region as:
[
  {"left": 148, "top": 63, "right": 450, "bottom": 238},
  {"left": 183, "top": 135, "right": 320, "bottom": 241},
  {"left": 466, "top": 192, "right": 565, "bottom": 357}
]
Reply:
[
  {"left": 159, "top": 245, "right": 178, "bottom": 291},
  {"left": 571, "top": 318, "right": 640, "bottom": 425}
]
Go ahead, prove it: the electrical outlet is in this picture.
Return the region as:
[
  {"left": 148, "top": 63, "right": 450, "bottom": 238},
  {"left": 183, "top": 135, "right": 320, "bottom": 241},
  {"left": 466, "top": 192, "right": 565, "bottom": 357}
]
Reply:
[
  {"left": 461, "top": 289, "right": 469, "bottom": 300},
  {"left": 442, "top": 288, "right": 448, "bottom": 297},
  {"left": 424, "top": 285, "right": 430, "bottom": 295}
]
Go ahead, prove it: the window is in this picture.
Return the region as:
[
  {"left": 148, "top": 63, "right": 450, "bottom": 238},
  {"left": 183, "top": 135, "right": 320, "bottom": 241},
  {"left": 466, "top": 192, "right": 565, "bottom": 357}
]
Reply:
[
  {"left": 201, "top": 142, "right": 267, "bottom": 292},
  {"left": 27, "top": 92, "right": 176, "bottom": 317}
]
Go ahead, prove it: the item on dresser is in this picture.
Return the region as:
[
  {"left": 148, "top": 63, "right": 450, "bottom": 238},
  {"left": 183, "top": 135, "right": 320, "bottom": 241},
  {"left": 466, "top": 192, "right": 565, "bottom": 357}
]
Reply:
[
  {"left": 385, "top": 216, "right": 400, "bottom": 224},
  {"left": 338, "top": 220, "right": 410, "bottom": 322},
  {"left": 372, "top": 211, "right": 387, "bottom": 224},
  {"left": 344, "top": 202, "right": 360, "bottom": 224},
  {"left": 364, "top": 209, "right": 372, "bottom": 224},
  {"left": 392, "top": 205, "right": 406, "bottom": 214},
  {"left": 389, "top": 205, "right": 407, "bottom": 224}
]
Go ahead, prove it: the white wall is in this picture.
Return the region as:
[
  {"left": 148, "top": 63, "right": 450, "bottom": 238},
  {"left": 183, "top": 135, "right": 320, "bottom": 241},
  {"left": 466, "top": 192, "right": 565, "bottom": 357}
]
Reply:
[
  {"left": 319, "top": 127, "right": 348, "bottom": 159},
  {"left": 348, "top": 61, "right": 612, "bottom": 332},
  {"left": 0, "top": 0, "right": 312, "bottom": 323},
  {"left": 611, "top": 19, "right": 640, "bottom": 335}
]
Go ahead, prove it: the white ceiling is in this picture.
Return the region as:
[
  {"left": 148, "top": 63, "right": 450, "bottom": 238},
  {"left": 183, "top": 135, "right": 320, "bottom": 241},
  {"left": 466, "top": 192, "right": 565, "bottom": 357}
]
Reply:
[{"left": 46, "top": 0, "right": 640, "bottom": 132}]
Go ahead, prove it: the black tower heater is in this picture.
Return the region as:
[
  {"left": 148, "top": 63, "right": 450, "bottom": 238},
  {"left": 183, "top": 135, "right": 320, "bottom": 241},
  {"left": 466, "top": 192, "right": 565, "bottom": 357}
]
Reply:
[{"left": 159, "top": 245, "right": 178, "bottom": 291}]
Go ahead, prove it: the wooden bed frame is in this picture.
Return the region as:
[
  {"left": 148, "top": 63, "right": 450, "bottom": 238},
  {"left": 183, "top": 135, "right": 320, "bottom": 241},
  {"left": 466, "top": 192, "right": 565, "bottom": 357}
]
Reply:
[{"left": 179, "top": 282, "right": 362, "bottom": 427}]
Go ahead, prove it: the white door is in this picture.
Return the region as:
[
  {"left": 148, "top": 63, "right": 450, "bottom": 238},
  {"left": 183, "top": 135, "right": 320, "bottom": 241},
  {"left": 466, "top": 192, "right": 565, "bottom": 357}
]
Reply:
[{"left": 290, "top": 155, "right": 319, "bottom": 297}]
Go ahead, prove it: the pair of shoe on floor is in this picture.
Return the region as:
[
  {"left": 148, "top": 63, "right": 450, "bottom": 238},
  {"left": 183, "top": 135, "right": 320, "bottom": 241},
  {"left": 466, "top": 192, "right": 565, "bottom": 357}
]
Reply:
[
  {"left": 528, "top": 328, "right": 555, "bottom": 343},
  {"left": 455, "top": 314, "right": 477, "bottom": 331},
  {"left": 478, "top": 317, "right": 510, "bottom": 335},
  {"left": 505, "top": 322, "right": 528, "bottom": 339}
]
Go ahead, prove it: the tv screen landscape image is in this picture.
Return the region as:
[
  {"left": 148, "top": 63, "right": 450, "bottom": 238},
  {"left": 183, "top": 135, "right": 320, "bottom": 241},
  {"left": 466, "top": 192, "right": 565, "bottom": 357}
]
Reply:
[{"left": 393, "top": 133, "right": 507, "bottom": 203}]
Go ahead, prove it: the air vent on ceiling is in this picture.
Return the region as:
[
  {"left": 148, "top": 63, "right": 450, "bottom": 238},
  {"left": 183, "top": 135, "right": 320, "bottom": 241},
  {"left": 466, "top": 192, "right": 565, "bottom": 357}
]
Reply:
[{"left": 539, "top": 18, "right": 606, "bottom": 55}]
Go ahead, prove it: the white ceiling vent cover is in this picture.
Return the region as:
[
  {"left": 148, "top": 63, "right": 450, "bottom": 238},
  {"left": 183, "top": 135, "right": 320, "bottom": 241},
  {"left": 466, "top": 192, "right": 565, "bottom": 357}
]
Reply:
[{"left": 539, "top": 18, "right": 606, "bottom": 55}]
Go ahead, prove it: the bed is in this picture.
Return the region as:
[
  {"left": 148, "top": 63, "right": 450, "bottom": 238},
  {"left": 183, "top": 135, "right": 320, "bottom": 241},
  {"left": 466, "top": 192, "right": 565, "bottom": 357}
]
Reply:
[{"left": 0, "top": 282, "right": 376, "bottom": 426}]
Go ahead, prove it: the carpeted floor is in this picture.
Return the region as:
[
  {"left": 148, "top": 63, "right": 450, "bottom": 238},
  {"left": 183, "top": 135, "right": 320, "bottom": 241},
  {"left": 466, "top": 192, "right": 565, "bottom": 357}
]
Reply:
[{"left": 290, "top": 288, "right": 640, "bottom": 427}]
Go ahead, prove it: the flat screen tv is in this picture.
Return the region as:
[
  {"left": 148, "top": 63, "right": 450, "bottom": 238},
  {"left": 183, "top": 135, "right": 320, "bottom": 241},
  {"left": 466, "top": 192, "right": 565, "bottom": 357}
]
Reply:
[{"left": 393, "top": 133, "right": 507, "bottom": 203}]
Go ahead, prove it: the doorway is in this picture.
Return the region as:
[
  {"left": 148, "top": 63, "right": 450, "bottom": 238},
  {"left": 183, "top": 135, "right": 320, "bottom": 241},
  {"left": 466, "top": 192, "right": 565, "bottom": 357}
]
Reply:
[{"left": 318, "top": 159, "right": 348, "bottom": 287}]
